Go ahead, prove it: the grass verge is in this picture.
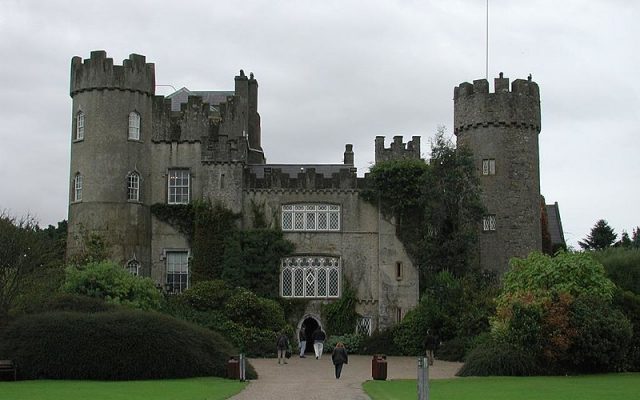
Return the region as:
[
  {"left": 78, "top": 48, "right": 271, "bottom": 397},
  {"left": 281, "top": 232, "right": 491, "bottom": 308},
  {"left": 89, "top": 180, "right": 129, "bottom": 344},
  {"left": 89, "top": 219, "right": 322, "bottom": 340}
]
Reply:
[
  {"left": 363, "top": 373, "right": 640, "bottom": 400},
  {"left": 0, "top": 377, "right": 247, "bottom": 400}
]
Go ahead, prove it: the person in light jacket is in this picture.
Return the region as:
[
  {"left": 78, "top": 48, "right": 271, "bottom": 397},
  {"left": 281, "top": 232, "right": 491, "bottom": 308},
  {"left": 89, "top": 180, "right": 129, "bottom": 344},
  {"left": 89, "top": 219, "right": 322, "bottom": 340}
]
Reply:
[{"left": 331, "top": 342, "right": 348, "bottom": 379}]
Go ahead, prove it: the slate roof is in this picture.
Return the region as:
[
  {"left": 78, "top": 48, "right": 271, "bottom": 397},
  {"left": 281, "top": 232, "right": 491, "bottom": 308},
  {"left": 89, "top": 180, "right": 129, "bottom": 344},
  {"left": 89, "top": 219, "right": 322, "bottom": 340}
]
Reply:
[
  {"left": 546, "top": 202, "right": 566, "bottom": 246},
  {"left": 166, "top": 87, "right": 235, "bottom": 112}
]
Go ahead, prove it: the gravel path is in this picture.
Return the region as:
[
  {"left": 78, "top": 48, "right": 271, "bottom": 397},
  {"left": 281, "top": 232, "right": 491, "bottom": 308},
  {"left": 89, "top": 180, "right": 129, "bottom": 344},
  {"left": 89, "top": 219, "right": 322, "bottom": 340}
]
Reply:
[{"left": 228, "top": 355, "right": 462, "bottom": 400}]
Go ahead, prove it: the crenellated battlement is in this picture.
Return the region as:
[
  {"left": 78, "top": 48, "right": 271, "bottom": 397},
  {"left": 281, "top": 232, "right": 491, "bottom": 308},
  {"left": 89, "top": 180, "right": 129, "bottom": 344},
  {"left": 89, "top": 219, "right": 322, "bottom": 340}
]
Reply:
[
  {"left": 374, "top": 135, "right": 421, "bottom": 164},
  {"left": 453, "top": 73, "right": 541, "bottom": 135},
  {"left": 245, "top": 164, "right": 358, "bottom": 190},
  {"left": 70, "top": 50, "right": 155, "bottom": 97}
]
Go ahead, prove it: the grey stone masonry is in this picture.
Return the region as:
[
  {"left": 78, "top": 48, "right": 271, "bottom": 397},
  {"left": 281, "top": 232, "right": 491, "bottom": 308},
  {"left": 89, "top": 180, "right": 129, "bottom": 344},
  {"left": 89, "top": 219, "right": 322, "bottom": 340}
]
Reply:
[
  {"left": 374, "top": 135, "right": 421, "bottom": 164},
  {"left": 454, "top": 73, "right": 542, "bottom": 273}
]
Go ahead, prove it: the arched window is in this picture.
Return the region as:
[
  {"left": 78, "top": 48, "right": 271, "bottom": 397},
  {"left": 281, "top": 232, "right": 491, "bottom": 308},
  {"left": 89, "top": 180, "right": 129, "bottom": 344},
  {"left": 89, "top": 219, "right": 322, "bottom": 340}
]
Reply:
[
  {"left": 126, "top": 259, "right": 140, "bottom": 276},
  {"left": 128, "top": 111, "right": 141, "bottom": 140},
  {"left": 127, "top": 171, "right": 140, "bottom": 201},
  {"left": 280, "top": 256, "right": 341, "bottom": 298},
  {"left": 73, "top": 173, "right": 83, "bottom": 202},
  {"left": 76, "top": 111, "right": 85, "bottom": 140}
]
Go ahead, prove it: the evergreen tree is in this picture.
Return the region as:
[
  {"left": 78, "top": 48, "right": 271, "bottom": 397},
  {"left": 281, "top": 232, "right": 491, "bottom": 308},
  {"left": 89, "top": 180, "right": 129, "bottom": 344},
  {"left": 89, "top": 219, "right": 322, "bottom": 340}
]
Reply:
[
  {"left": 632, "top": 227, "right": 640, "bottom": 248},
  {"left": 579, "top": 219, "right": 617, "bottom": 251}
]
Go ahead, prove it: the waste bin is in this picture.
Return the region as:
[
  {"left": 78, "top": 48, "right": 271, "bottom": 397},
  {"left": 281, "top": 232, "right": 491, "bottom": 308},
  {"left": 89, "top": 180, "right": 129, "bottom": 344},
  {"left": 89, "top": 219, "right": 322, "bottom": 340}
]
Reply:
[
  {"left": 227, "top": 357, "right": 240, "bottom": 380},
  {"left": 371, "top": 354, "right": 387, "bottom": 380}
]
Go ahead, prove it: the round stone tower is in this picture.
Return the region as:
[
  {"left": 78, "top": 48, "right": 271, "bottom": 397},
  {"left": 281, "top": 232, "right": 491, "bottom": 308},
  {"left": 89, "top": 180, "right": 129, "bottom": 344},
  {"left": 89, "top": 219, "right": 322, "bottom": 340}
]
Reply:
[
  {"left": 67, "top": 51, "right": 155, "bottom": 272},
  {"left": 453, "top": 73, "right": 542, "bottom": 273}
]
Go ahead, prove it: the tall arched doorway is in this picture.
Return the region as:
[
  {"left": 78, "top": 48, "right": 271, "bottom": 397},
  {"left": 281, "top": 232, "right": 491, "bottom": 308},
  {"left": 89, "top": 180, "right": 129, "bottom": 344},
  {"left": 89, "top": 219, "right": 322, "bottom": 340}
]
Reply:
[{"left": 299, "top": 316, "right": 321, "bottom": 355}]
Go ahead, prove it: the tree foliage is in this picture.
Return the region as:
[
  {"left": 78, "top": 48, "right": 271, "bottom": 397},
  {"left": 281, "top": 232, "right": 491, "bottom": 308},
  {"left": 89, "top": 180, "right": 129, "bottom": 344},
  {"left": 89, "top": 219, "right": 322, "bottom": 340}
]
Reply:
[
  {"left": 363, "top": 130, "right": 484, "bottom": 283},
  {"left": 0, "top": 213, "right": 65, "bottom": 325},
  {"left": 579, "top": 219, "right": 617, "bottom": 251},
  {"left": 63, "top": 261, "right": 161, "bottom": 310},
  {"left": 322, "top": 281, "right": 359, "bottom": 335},
  {"left": 479, "top": 251, "right": 631, "bottom": 374},
  {"left": 221, "top": 230, "right": 295, "bottom": 298}
]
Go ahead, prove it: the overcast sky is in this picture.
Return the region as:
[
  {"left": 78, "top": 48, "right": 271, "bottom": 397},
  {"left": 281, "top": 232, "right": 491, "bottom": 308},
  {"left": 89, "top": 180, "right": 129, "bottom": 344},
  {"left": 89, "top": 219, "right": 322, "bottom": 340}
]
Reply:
[{"left": 1, "top": 0, "right": 638, "bottom": 248}]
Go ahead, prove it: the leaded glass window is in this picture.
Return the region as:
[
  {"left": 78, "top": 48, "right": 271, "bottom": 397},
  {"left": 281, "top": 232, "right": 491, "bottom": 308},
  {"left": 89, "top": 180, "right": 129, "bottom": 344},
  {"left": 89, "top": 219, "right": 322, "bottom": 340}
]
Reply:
[
  {"left": 483, "top": 215, "right": 496, "bottom": 231},
  {"left": 356, "top": 317, "right": 372, "bottom": 336},
  {"left": 280, "top": 256, "right": 340, "bottom": 298},
  {"left": 281, "top": 204, "right": 341, "bottom": 231},
  {"left": 168, "top": 169, "right": 190, "bottom": 204},
  {"left": 126, "top": 259, "right": 140, "bottom": 276},
  {"left": 482, "top": 158, "right": 496, "bottom": 175}
]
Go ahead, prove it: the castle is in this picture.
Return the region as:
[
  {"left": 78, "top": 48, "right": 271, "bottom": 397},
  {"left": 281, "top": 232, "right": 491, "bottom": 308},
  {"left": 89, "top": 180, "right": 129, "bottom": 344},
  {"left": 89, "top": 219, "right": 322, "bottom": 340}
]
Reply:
[{"left": 67, "top": 51, "right": 560, "bottom": 333}]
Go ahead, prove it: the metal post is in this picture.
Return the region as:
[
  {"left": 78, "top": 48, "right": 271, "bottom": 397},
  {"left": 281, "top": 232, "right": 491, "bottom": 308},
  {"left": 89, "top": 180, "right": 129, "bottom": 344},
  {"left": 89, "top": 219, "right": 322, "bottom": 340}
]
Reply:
[
  {"left": 239, "top": 353, "right": 246, "bottom": 381},
  {"left": 418, "top": 356, "right": 429, "bottom": 400}
]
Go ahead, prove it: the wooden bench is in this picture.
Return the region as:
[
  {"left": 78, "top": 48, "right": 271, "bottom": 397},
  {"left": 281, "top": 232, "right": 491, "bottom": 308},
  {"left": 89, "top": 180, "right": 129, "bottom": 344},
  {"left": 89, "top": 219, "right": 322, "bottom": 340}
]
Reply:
[{"left": 0, "top": 360, "right": 17, "bottom": 381}]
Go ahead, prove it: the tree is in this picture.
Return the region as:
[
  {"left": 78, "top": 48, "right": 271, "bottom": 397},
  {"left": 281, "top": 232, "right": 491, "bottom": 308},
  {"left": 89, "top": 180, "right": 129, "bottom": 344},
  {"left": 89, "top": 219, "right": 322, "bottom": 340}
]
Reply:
[
  {"left": 579, "top": 219, "right": 617, "bottom": 251},
  {"left": 0, "top": 212, "right": 60, "bottom": 325},
  {"left": 632, "top": 227, "right": 640, "bottom": 248},
  {"left": 363, "top": 129, "right": 484, "bottom": 284}
]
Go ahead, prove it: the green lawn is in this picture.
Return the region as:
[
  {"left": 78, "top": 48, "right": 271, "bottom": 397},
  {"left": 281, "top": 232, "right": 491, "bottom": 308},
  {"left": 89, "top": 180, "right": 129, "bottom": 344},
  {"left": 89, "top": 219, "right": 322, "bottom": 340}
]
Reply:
[
  {"left": 0, "top": 377, "right": 247, "bottom": 400},
  {"left": 363, "top": 374, "right": 640, "bottom": 400}
]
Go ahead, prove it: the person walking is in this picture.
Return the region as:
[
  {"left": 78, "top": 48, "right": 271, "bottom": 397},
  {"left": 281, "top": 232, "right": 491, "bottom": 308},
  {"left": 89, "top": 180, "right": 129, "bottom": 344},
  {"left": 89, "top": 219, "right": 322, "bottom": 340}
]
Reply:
[
  {"left": 312, "top": 327, "right": 326, "bottom": 360},
  {"left": 298, "top": 326, "right": 307, "bottom": 358},
  {"left": 424, "top": 329, "right": 437, "bottom": 366},
  {"left": 331, "top": 342, "right": 348, "bottom": 379},
  {"left": 277, "top": 331, "right": 289, "bottom": 365}
]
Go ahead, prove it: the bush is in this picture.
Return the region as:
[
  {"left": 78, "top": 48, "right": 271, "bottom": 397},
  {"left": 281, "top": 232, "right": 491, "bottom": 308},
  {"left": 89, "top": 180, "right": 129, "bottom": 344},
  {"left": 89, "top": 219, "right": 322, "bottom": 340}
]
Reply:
[
  {"left": 180, "top": 280, "right": 231, "bottom": 311},
  {"left": 326, "top": 334, "right": 365, "bottom": 354},
  {"left": 457, "top": 339, "right": 541, "bottom": 376},
  {"left": 594, "top": 247, "right": 640, "bottom": 294},
  {"left": 359, "top": 328, "right": 403, "bottom": 356},
  {"left": 224, "top": 288, "right": 287, "bottom": 332},
  {"left": 436, "top": 337, "right": 468, "bottom": 362},
  {"left": 567, "top": 296, "right": 632, "bottom": 373},
  {"left": 614, "top": 290, "right": 640, "bottom": 370},
  {"left": 0, "top": 310, "right": 256, "bottom": 380},
  {"left": 163, "top": 285, "right": 289, "bottom": 357},
  {"left": 63, "top": 261, "right": 161, "bottom": 310}
]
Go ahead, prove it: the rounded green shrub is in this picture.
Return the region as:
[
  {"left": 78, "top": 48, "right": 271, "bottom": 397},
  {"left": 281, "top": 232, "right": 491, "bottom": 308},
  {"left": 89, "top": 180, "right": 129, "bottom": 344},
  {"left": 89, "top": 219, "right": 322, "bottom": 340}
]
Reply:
[
  {"left": 457, "top": 340, "right": 541, "bottom": 376},
  {"left": 359, "top": 328, "right": 403, "bottom": 356},
  {"left": 63, "top": 261, "right": 161, "bottom": 310},
  {"left": 34, "top": 293, "right": 117, "bottom": 314},
  {"left": 180, "top": 280, "right": 231, "bottom": 311},
  {"left": 0, "top": 310, "right": 256, "bottom": 380},
  {"left": 224, "top": 288, "right": 287, "bottom": 332}
]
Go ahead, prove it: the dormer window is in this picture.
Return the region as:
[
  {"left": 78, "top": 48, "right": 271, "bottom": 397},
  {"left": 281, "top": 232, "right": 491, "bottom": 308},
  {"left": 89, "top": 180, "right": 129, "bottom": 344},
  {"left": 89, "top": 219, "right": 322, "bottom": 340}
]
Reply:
[{"left": 128, "top": 111, "right": 141, "bottom": 140}]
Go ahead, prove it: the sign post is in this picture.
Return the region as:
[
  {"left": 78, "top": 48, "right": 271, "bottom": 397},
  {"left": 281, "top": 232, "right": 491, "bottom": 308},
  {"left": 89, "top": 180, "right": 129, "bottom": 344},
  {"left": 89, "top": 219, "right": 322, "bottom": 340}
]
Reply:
[{"left": 417, "top": 356, "right": 429, "bottom": 400}]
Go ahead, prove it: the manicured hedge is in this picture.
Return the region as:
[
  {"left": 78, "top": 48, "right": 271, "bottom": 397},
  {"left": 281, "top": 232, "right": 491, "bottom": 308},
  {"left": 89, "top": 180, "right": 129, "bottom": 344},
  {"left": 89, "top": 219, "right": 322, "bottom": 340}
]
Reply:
[{"left": 0, "top": 310, "right": 256, "bottom": 380}]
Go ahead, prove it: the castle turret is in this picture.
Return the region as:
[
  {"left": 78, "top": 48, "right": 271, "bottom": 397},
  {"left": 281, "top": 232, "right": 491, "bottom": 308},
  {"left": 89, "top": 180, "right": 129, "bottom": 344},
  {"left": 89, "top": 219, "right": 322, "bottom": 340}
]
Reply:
[
  {"left": 454, "top": 73, "right": 542, "bottom": 273},
  {"left": 374, "top": 135, "right": 421, "bottom": 164},
  {"left": 67, "top": 51, "right": 155, "bottom": 273}
]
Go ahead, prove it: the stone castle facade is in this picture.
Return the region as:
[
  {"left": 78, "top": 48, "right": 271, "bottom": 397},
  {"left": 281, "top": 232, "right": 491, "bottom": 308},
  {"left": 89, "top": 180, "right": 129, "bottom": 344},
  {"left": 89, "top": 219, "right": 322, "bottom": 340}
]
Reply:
[{"left": 67, "top": 51, "right": 547, "bottom": 332}]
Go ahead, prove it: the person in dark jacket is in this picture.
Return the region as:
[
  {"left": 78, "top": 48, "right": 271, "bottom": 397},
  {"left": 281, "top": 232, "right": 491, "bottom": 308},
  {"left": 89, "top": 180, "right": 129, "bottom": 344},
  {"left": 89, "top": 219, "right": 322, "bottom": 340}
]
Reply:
[
  {"left": 277, "top": 332, "right": 289, "bottom": 365},
  {"left": 424, "top": 329, "right": 438, "bottom": 366},
  {"left": 312, "top": 328, "right": 326, "bottom": 360},
  {"left": 331, "top": 342, "right": 348, "bottom": 379}
]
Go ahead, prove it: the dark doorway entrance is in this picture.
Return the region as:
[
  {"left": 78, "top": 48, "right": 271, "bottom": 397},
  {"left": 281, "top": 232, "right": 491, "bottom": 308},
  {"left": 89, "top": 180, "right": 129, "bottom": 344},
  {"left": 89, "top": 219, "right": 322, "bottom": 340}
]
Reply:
[{"left": 300, "top": 317, "right": 319, "bottom": 355}]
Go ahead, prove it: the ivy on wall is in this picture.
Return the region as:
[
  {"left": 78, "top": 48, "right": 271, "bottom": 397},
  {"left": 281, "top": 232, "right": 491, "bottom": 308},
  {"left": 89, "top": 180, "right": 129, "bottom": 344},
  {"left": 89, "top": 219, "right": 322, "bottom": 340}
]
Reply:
[
  {"left": 363, "top": 131, "right": 484, "bottom": 284},
  {"left": 150, "top": 201, "right": 294, "bottom": 297},
  {"left": 322, "top": 280, "right": 359, "bottom": 335}
]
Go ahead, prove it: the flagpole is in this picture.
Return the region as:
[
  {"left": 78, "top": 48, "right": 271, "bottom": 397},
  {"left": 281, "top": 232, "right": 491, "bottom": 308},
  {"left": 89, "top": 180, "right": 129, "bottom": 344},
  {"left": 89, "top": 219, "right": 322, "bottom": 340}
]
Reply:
[{"left": 486, "top": 0, "right": 489, "bottom": 79}]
